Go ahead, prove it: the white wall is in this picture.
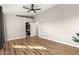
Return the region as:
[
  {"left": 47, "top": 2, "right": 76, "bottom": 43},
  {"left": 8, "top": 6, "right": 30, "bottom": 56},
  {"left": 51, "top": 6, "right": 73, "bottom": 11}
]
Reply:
[
  {"left": 4, "top": 14, "right": 36, "bottom": 40},
  {"left": 35, "top": 5, "right": 79, "bottom": 47},
  {"left": 31, "top": 22, "right": 37, "bottom": 37}
]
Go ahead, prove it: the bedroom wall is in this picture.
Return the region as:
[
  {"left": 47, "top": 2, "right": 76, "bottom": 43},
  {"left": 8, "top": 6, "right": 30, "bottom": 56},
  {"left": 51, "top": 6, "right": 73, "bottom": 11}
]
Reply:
[
  {"left": 4, "top": 14, "right": 36, "bottom": 40},
  {"left": 35, "top": 5, "right": 79, "bottom": 47}
]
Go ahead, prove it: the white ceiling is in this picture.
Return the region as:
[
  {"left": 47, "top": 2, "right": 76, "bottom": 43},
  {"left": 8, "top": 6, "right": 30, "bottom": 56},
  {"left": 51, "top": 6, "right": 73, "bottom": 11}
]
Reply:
[{"left": 1, "top": 4, "right": 57, "bottom": 16}]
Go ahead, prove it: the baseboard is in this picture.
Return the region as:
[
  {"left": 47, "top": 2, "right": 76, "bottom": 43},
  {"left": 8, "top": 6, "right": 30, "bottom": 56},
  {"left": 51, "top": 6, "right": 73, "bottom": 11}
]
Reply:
[
  {"left": 7, "top": 36, "right": 37, "bottom": 41},
  {"left": 7, "top": 36, "right": 26, "bottom": 41},
  {"left": 39, "top": 35, "right": 79, "bottom": 48}
]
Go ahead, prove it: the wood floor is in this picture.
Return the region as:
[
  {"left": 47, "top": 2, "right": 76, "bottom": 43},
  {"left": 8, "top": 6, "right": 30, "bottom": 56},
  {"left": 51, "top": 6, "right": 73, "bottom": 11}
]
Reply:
[{"left": 0, "top": 37, "right": 79, "bottom": 55}]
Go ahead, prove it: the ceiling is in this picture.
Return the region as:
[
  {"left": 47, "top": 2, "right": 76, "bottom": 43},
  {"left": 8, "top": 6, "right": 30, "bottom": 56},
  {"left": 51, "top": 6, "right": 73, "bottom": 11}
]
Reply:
[{"left": 1, "top": 4, "right": 57, "bottom": 16}]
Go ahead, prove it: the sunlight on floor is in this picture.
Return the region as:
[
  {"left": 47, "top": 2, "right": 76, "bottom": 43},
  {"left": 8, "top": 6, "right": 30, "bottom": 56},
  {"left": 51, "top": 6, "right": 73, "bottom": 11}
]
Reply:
[
  {"left": 13, "top": 45, "right": 47, "bottom": 50},
  {"left": 28, "top": 46, "right": 47, "bottom": 49},
  {"left": 13, "top": 45, "right": 27, "bottom": 48}
]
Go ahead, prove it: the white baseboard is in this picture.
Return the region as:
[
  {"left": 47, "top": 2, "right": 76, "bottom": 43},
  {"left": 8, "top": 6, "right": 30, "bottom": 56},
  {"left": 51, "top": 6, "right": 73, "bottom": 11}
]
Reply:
[
  {"left": 7, "top": 36, "right": 36, "bottom": 41},
  {"left": 7, "top": 36, "right": 25, "bottom": 41},
  {"left": 39, "top": 35, "right": 79, "bottom": 48}
]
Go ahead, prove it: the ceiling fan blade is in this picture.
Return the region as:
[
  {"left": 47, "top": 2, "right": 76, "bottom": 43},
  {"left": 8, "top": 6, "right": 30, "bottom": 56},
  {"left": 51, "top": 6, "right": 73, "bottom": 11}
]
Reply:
[
  {"left": 33, "top": 10, "right": 37, "bottom": 13},
  {"left": 33, "top": 8, "right": 41, "bottom": 10},
  {"left": 23, "top": 6, "right": 30, "bottom": 10},
  {"left": 27, "top": 10, "right": 31, "bottom": 13},
  {"left": 16, "top": 15, "right": 26, "bottom": 17},
  {"left": 16, "top": 15, "right": 34, "bottom": 19}
]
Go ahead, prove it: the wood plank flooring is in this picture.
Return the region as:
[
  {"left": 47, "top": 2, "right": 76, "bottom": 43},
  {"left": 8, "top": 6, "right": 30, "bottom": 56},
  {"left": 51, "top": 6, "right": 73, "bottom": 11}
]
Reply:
[{"left": 0, "top": 37, "right": 79, "bottom": 55}]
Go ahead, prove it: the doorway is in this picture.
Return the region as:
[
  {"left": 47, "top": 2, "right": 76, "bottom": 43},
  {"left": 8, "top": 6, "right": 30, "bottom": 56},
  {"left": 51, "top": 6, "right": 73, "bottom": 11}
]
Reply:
[{"left": 25, "top": 22, "right": 31, "bottom": 37}]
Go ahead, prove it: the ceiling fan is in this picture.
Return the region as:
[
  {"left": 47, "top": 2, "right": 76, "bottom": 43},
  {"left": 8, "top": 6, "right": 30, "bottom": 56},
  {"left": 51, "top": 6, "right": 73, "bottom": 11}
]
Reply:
[{"left": 23, "top": 4, "right": 41, "bottom": 13}]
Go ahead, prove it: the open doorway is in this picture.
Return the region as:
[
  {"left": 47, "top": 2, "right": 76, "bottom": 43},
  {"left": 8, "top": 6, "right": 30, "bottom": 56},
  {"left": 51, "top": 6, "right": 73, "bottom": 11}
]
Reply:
[{"left": 25, "top": 22, "right": 31, "bottom": 37}]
